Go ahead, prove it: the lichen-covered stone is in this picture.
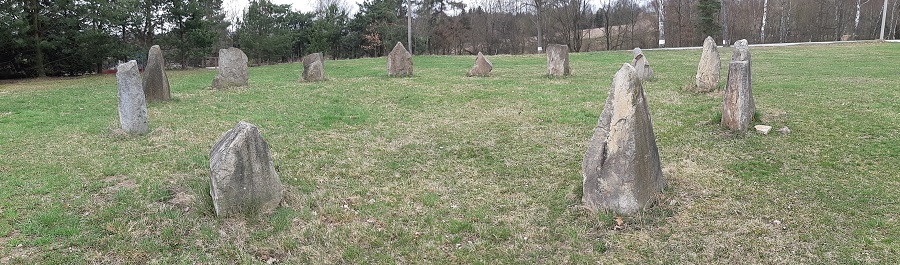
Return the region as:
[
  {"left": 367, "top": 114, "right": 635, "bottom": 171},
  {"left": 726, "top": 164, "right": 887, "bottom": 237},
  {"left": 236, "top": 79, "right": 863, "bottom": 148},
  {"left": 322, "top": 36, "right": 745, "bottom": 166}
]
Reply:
[
  {"left": 387, "top": 42, "right": 413, "bottom": 77},
  {"left": 546, "top": 44, "right": 570, "bottom": 77},
  {"left": 631, "top": 48, "right": 654, "bottom": 81},
  {"left": 116, "top": 60, "right": 149, "bottom": 135},
  {"left": 582, "top": 63, "right": 665, "bottom": 215},
  {"left": 694, "top": 36, "right": 720, "bottom": 92},
  {"left": 212, "top": 48, "right": 249, "bottom": 88},
  {"left": 209, "top": 121, "right": 283, "bottom": 217},
  {"left": 467, "top": 52, "right": 493, "bottom": 77},
  {"left": 142, "top": 45, "right": 171, "bottom": 101},
  {"left": 722, "top": 39, "right": 756, "bottom": 131},
  {"left": 302, "top": 53, "right": 325, "bottom": 81}
]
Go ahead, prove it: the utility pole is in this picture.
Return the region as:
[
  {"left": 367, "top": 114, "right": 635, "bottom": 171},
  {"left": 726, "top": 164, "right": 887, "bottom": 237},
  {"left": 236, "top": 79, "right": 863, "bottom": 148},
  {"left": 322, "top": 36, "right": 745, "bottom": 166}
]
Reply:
[
  {"left": 407, "top": 0, "right": 413, "bottom": 55},
  {"left": 881, "top": 0, "right": 890, "bottom": 40}
]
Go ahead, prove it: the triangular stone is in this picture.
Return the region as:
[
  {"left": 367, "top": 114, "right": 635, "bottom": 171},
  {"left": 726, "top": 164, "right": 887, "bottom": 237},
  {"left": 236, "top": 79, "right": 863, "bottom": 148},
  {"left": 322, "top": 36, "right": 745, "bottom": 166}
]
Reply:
[
  {"left": 582, "top": 63, "right": 665, "bottom": 215},
  {"left": 209, "top": 121, "right": 283, "bottom": 217},
  {"left": 467, "top": 52, "right": 493, "bottom": 77},
  {"left": 142, "top": 45, "right": 171, "bottom": 101},
  {"left": 387, "top": 42, "right": 413, "bottom": 77},
  {"left": 694, "top": 36, "right": 720, "bottom": 92}
]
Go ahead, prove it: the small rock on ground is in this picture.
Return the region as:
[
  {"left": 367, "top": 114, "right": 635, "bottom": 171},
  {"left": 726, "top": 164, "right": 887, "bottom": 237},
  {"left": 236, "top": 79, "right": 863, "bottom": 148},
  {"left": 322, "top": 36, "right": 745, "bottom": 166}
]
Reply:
[{"left": 755, "top": 125, "right": 773, "bottom": 135}]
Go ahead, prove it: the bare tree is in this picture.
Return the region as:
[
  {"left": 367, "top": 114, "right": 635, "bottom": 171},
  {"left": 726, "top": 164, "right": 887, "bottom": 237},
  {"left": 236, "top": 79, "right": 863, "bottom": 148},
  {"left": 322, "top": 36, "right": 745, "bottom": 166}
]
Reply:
[
  {"left": 855, "top": 0, "right": 872, "bottom": 39},
  {"left": 525, "top": 0, "right": 547, "bottom": 52},
  {"left": 891, "top": 0, "right": 900, "bottom": 38},
  {"left": 315, "top": 0, "right": 352, "bottom": 14},
  {"left": 778, "top": 0, "right": 793, "bottom": 43},
  {"left": 656, "top": 0, "right": 665, "bottom": 47},
  {"left": 761, "top": 0, "right": 769, "bottom": 42},
  {"left": 722, "top": 0, "right": 729, "bottom": 45}
]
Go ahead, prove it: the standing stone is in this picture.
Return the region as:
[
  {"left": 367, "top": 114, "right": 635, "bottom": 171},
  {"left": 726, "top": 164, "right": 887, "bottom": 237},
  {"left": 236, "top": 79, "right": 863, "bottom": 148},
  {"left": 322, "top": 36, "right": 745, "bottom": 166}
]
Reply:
[
  {"left": 116, "top": 60, "right": 149, "bottom": 135},
  {"left": 387, "top": 42, "right": 413, "bottom": 77},
  {"left": 722, "top": 39, "right": 756, "bottom": 131},
  {"left": 546, "top": 44, "right": 570, "bottom": 77},
  {"left": 694, "top": 36, "right": 721, "bottom": 92},
  {"left": 630, "top": 48, "right": 654, "bottom": 81},
  {"left": 582, "top": 63, "right": 665, "bottom": 215},
  {"left": 212, "top": 47, "right": 249, "bottom": 89},
  {"left": 301, "top": 53, "right": 325, "bottom": 81},
  {"left": 209, "top": 121, "right": 283, "bottom": 217},
  {"left": 467, "top": 52, "right": 493, "bottom": 77},
  {"left": 142, "top": 45, "right": 171, "bottom": 101}
]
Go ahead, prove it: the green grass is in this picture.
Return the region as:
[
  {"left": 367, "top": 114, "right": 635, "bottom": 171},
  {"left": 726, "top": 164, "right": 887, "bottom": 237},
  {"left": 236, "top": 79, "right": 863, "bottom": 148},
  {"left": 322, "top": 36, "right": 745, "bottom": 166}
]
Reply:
[{"left": 1, "top": 42, "right": 898, "bottom": 263}]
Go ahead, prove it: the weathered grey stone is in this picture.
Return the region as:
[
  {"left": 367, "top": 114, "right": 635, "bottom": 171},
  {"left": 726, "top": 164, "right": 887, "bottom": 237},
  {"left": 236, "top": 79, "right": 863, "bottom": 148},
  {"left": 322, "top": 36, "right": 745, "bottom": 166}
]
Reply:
[
  {"left": 209, "top": 121, "right": 283, "bottom": 217},
  {"left": 142, "top": 45, "right": 171, "bottom": 101},
  {"left": 212, "top": 47, "right": 249, "bottom": 88},
  {"left": 777, "top": 126, "right": 791, "bottom": 135},
  {"left": 546, "top": 44, "right": 570, "bottom": 77},
  {"left": 467, "top": 52, "right": 493, "bottom": 77},
  {"left": 722, "top": 39, "right": 756, "bottom": 131},
  {"left": 630, "top": 48, "right": 654, "bottom": 81},
  {"left": 582, "top": 63, "right": 665, "bottom": 215},
  {"left": 301, "top": 53, "right": 325, "bottom": 81},
  {"left": 731, "top": 39, "right": 751, "bottom": 62},
  {"left": 387, "top": 42, "right": 413, "bottom": 77},
  {"left": 694, "top": 36, "right": 720, "bottom": 92},
  {"left": 116, "top": 60, "right": 149, "bottom": 135}
]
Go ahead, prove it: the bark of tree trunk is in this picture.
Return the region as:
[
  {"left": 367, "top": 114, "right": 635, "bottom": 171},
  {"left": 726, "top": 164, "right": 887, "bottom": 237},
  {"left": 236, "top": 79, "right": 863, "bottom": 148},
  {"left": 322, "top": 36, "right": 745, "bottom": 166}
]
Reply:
[
  {"left": 761, "top": 0, "right": 769, "bottom": 43},
  {"left": 657, "top": 0, "right": 665, "bottom": 48},
  {"left": 537, "top": 7, "right": 543, "bottom": 53},
  {"left": 722, "top": 0, "right": 729, "bottom": 46},
  {"left": 855, "top": 0, "right": 871, "bottom": 39},
  {"left": 891, "top": 0, "right": 900, "bottom": 38},
  {"left": 29, "top": 0, "right": 45, "bottom": 77}
]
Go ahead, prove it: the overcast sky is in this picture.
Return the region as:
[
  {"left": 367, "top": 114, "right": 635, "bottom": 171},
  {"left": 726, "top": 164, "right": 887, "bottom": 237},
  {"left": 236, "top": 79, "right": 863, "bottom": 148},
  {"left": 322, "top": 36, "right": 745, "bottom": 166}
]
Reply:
[
  {"left": 223, "top": 0, "right": 364, "bottom": 20},
  {"left": 222, "top": 0, "right": 623, "bottom": 22}
]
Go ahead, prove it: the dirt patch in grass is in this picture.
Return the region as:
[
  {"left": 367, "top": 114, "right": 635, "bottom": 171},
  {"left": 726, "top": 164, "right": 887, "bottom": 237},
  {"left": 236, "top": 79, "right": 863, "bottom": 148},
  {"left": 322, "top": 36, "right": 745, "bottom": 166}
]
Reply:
[
  {"left": 166, "top": 187, "right": 196, "bottom": 212},
  {"left": 102, "top": 175, "right": 139, "bottom": 193}
]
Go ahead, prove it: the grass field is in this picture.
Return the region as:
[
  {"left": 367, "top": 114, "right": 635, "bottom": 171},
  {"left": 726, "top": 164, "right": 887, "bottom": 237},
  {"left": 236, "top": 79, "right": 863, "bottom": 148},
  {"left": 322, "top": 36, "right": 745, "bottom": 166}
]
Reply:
[{"left": 1, "top": 42, "right": 898, "bottom": 263}]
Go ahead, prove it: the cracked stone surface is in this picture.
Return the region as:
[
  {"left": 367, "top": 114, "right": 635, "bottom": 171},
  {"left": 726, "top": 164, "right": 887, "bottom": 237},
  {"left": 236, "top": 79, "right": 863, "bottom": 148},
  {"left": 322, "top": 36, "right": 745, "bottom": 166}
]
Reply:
[{"left": 582, "top": 63, "right": 664, "bottom": 215}]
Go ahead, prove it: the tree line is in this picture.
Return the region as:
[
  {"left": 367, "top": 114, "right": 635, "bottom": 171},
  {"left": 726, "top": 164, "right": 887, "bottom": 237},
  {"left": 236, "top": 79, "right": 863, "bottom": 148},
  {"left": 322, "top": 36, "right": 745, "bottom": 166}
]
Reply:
[{"left": 2, "top": 0, "right": 898, "bottom": 79}]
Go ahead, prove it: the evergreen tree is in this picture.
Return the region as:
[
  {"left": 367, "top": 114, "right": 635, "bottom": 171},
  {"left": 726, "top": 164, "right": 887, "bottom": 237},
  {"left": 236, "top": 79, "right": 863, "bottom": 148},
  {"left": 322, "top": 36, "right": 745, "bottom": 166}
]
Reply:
[
  {"left": 697, "top": 0, "right": 722, "bottom": 39},
  {"left": 166, "top": 0, "right": 228, "bottom": 68},
  {"left": 236, "top": 0, "right": 299, "bottom": 64},
  {"left": 351, "top": 0, "right": 406, "bottom": 57}
]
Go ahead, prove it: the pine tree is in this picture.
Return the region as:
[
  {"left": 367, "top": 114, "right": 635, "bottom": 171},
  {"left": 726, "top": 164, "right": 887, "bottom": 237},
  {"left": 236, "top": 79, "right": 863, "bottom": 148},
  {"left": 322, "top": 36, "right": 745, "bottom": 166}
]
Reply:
[{"left": 697, "top": 0, "right": 722, "bottom": 40}]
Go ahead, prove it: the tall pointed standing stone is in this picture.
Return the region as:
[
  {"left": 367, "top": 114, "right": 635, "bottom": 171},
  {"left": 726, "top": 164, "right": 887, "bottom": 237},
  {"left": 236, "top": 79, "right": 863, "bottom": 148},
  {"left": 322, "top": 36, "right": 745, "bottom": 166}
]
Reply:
[
  {"left": 209, "top": 121, "right": 284, "bottom": 217},
  {"left": 631, "top": 48, "right": 654, "bottom": 81},
  {"left": 582, "top": 63, "right": 664, "bottom": 215},
  {"left": 212, "top": 47, "right": 249, "bottom": 89},
  {"left": 116, "top": 60, "right": 149, "bottom": 135},
  {"left": 467, "top": 52, "right": 493, "bottom": 77},
  {"left": 301, "top": 53, "right": 325, "bottom": 81},
  {"left": 694, "top": 36, "right": 721, "bottom": 92},
  {"left": 387, "top": 42, "right": 413, "bottom": 77},
  {"left": 142, "top": 45, "right": 171, "bottom": 101},
  {"left": 546, "top": 44, "right": 570, "bottom": 77},
  {"left": 722, "top": 39, "right": 756, "bottom": 131}
]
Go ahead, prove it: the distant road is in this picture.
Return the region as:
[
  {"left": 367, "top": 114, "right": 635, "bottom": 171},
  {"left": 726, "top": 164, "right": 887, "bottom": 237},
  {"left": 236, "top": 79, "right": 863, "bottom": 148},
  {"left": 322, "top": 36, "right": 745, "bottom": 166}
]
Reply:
[{"left": 644, "top": 40, "right": 900, "bottom": 51}]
